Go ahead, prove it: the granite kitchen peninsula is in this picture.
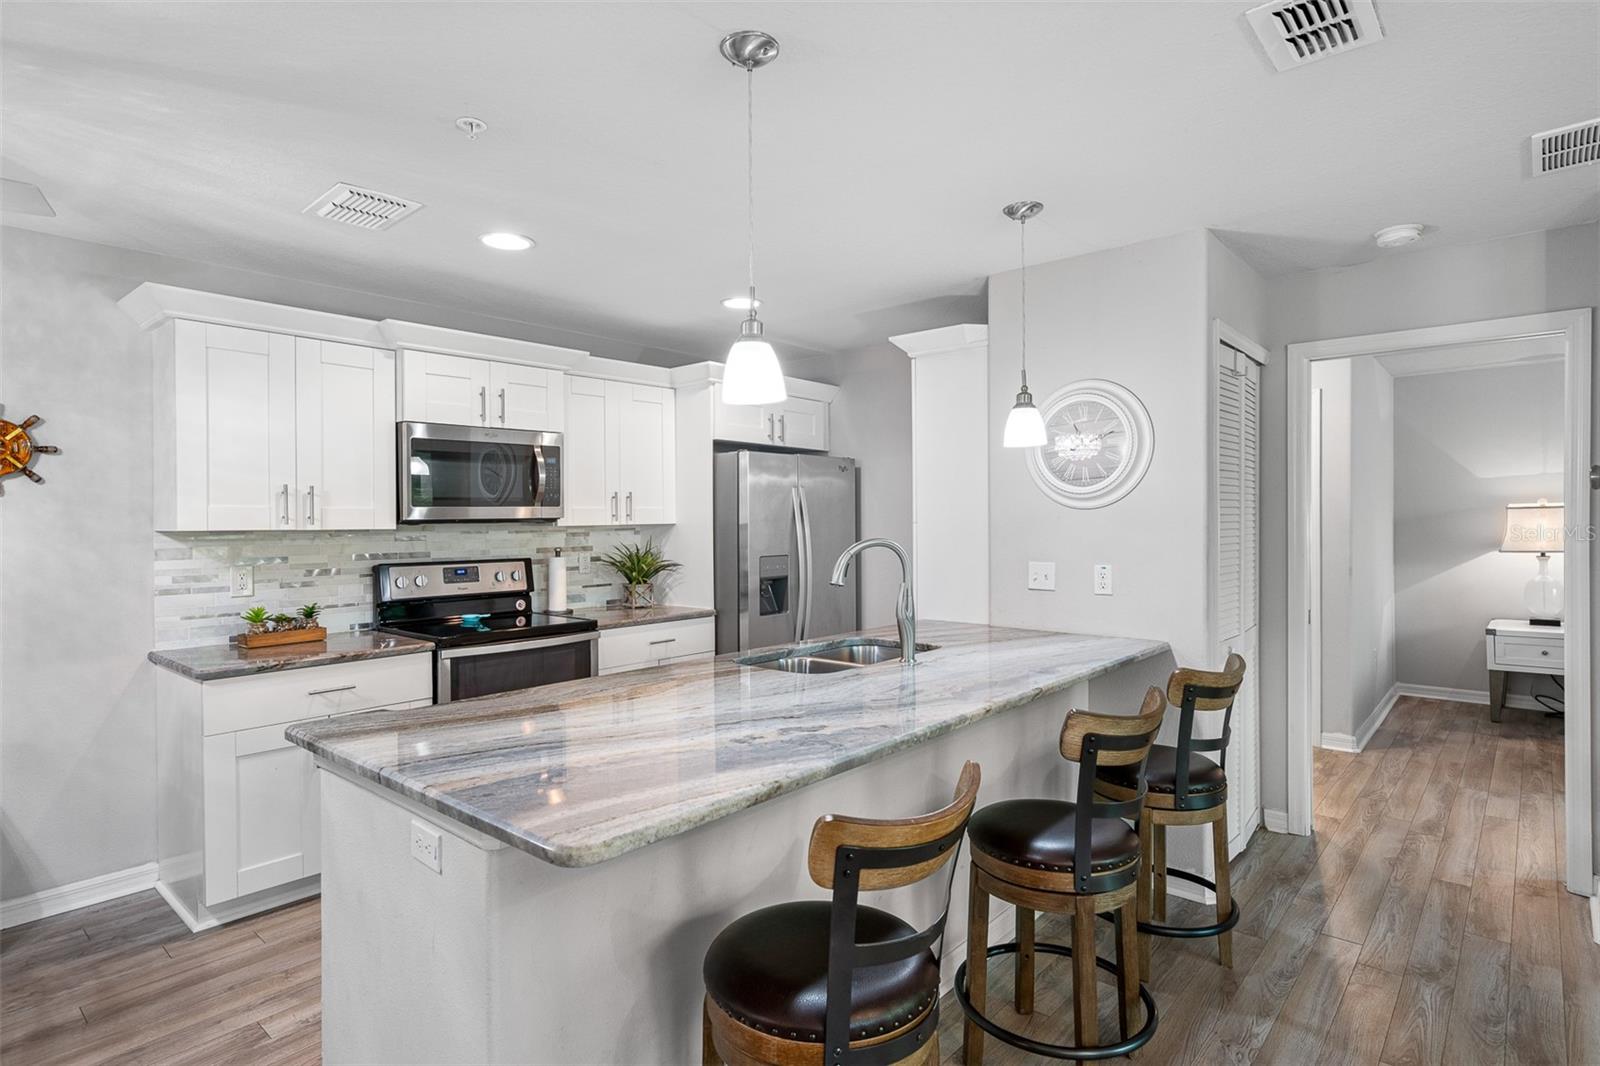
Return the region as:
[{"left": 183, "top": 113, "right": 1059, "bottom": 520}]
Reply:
[{"left": 288, "top": 621, "right": 1169, "bottom": 1065}]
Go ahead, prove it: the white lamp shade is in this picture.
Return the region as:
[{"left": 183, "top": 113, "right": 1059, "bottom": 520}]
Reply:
[
  {"left": 1501, "top": 502, "right": 1564, "bottom": 553},
  {"left": 1003, "top": 401, "right": 1047, "bottom": 449},
  {"left": 722, "top": 338, "right": 787, "bottom": 406}
]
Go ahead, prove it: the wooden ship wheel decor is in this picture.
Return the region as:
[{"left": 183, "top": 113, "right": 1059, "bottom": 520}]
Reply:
[{"left": 0, "top": 410, "right": 59, "bottom": 495}]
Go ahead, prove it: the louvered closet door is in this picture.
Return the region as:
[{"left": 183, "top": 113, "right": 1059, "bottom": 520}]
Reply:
[{"left": 1215, "top": 344, "right": 1262, "bottom": 856}]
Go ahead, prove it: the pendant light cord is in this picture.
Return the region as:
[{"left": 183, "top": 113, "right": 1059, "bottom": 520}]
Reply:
[
  {"left": 745, "top": 65, "right": 757, "bottom": 313},
  {"left": 1018, "top": 216, "right": 1029, "bottom": 389}
]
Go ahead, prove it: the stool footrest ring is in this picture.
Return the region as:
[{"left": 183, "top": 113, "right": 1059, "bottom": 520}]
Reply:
[
  {"left": 1140, "top": 867, "right": 1240, "bottom": 939},
  {"left": 953, "top": 941, "right": 1158, "bottom": 1061}
]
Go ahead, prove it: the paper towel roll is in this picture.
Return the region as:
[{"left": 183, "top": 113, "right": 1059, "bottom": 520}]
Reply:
[{"left": 547, "top": 549, "right": 568, "bottom": 613}]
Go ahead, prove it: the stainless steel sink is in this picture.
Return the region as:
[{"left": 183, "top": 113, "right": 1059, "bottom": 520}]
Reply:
[{"left": 738, "top": 637, "right": 938, "bottom": 673}]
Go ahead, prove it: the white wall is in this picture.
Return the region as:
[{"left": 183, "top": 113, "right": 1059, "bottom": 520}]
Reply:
[
  {"left": 1393, "top": 361, "right": 1565, "bottom": 692},
  {"left": 1260, "top": 223, "right": 1599, "bottom": 837}
]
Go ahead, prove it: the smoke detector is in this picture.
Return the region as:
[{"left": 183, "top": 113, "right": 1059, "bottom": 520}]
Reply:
[
  {"left": 1531, "top": 119, "right": 1600, "bottom": 176},
  {"left": 1373, "top": 223, "right": 1424, "bottom": 249},
  {"left": 303, "top": 183, "right": 423, "bottom": 231},
  {"left": 1245, "top": 0, "right": 1384, "bottom": 72}
]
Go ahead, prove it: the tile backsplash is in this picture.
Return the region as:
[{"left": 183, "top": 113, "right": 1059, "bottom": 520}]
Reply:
[{"left": 153, "top": 524, "right": 654, "bottom": 649}]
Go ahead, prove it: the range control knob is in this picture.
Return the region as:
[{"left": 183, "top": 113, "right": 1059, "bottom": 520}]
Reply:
[
  {"left": 393, "top": 576, "right": 408, "bottom": 589},
  {"left": 413, "top": 575, "right": 429, "bottom": 588},
  {"left": 510, "top": 569, "right": 523, "bottom": 582},
  {"left": 516, "top": 599, "right": 528, "bottom": 611},
  {"left": 494, "top": 570, "right": 506, "bottom": 583}
]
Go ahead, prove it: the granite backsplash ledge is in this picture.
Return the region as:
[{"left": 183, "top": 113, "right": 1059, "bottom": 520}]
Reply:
[{"left": 153, "top": 524, "right": 667, "bottom": 649}]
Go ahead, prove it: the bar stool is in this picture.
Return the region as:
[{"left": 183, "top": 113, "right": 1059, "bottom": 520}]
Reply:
[
  {"left": 956, "top": 689, "right": 1167, "bottom": 1062},
  {"left": 1094, "top": 654, "right": 1246, "bottom": 971},
  {"left": 701, "top": 762, "right": 981, "bottom": 1066}
]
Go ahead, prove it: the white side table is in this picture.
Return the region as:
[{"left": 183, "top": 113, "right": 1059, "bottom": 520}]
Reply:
[{"left": 1485, "top": 618, "right": 1564, "bottom": 722}]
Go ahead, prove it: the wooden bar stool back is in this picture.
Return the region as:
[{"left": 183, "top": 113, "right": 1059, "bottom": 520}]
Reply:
[
  {"left": 956, "top": 688, "right": 1167, "bottom": 1062},
  {"left": 702, "top": 762, "right": 982, "bottom": 1066},
  {"left": 1095, "top": 653, "right": 1246, "bottom": 970}
]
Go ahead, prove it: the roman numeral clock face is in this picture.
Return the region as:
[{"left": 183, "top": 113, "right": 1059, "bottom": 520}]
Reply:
[{"left": 1025, "top": 380, "right": 1154, "bottom": 509}]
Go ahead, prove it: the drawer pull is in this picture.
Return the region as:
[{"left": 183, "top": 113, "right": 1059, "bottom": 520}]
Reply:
[
  {"left": 307, "top": 684, "right": 359, "bottom": 696},
  {"left": 648, "top": 638, "right": 677, "bottom": 647}
]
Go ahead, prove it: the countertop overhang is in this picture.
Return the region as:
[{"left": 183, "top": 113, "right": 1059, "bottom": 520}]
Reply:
[
  {"left": 287, "top": 622, "right": 1168, "bottom": 867},
  {"left": 149, "top": 632, "right": 433, "bottom": 681}
]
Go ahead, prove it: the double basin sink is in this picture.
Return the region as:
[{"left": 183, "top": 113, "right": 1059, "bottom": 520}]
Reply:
[{"left": 736, "top": 637, "right": 938, "bottom": 674}]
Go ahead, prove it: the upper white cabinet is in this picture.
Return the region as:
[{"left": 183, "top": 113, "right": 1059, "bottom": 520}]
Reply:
[
  {"left": 560, "top": 376, "right": 676, "bottom": 526},
  {"left": 153, "top": 319, "right": 394, "bottom": 532},
  {"left": 710, "top": 384, "right": 829, "bottom": 451},
  {"left": 398, "top": 350, "right": 563, "bottom": 431}
]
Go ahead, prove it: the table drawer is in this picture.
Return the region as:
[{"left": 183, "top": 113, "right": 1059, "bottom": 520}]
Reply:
[
  {"left": 1493, "top": 635, "right": 1564, "bottom": 671},
  {"left": 202, "top": 653, "right": 432, "bottom": 735},
  {"left": 597, "top": 618, "right": 715, "bottom": 674}
]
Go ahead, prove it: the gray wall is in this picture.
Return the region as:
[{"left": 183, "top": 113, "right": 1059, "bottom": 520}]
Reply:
[
  {"left": 1394, "top": 361, "right": 1565, "bottom": 692},
  {"left": 1260, "top": 223, "right": 1599, "bottom": 841}
]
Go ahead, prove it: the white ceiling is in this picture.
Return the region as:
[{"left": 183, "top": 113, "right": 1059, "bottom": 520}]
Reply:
[{"left": 3, "top": 2, "right": 1596, "bottom": 361}]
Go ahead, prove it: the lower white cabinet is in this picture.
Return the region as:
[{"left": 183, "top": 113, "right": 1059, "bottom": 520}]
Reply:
[
  {"left": 597, "top": 618, "right": 715, "bottom": 675},
  {"left": 155, "top": 653, "right": 431, "bottom": 930}
]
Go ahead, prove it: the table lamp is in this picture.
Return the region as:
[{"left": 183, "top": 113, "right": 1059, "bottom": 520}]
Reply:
[{"left": 1501, "top": 500, "right": 1564, "bottom": 625}]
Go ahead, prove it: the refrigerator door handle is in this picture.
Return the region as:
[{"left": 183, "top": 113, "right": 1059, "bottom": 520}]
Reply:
[
  {"left": 796, "top": 483, "right": 815, "bottom": 640},
  {"left": 791, "top": 485, "right": 809, "bottom": 641}
]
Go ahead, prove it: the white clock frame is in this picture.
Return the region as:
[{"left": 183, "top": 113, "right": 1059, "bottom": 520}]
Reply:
[{"left": 1025, "top": 378, "right": 1154, "bottom": 509}]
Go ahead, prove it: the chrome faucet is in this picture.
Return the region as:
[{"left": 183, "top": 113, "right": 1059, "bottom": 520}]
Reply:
[{"left": 830, "top": 538, "right": 917, "bottom": 665}]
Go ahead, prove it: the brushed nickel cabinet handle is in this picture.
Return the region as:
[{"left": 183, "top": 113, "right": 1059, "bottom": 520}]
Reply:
[
  {"left": 479, "top": 386, "right": 487, "bottom": 424},
  {"left": 498, "top": 388, "right": 507, "bottom": 424},
  {"left": 280, "top": 483, "right": 290, "bottom": 526},
  {"left": 626, "top": 491, "right": 633, "bottom": 522},
  {"left": 307, "top": 684, "right": 357, "bottom": 696},
  {"left": 306, "top": 484, "right": 316, "bottom": 525},
  {"left": 610, "top": 492, "right": 619, "bottom": 522},
  {"left": 767, "top": 413, "right": 775, "bottom": 441}
]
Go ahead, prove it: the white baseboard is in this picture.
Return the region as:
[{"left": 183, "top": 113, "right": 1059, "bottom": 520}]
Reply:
[
  {"left": 0, "top": 862, "right": 158, "bottom": 929},
  {"left": 1393, "top": 682, "right": 1542, "bottom": 711},
  {"left": 155, "top": 875, "right": 320, "bottom": 934},
  {"left": 1263, "top": 808, "right": 1290, "bottom": 833},
  {"left": 1321, "top": 685, "right": 1401, "bottom": 753},
  {"left": 1592, "top": 878, "right": 1600, "bottom": 946}
]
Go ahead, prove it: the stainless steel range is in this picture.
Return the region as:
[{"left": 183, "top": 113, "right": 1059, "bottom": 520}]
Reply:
[{"left": 373, "top": 557, "right": 598, "bottom": 704}]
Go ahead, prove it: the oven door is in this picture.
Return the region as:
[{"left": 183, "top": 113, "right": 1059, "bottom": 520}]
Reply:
[
  {"left": 399, "top": 422, "right": 563, "bottom": 522},
  {"left": 436, "top": 633, "right": 598, "bottom": 703}
]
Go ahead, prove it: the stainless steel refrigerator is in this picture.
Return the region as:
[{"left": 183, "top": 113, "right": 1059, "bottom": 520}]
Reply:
[{"left": 713, "top": 451, "right": 859, "bottom": 653}]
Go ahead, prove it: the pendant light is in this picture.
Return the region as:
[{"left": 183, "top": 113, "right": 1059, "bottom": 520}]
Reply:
[
  {"left": 1001, "top": 200, "right": 1048, "bottom": 448},
  {"left": 719, "top": 30, "right": 787, "bottom": 406}
]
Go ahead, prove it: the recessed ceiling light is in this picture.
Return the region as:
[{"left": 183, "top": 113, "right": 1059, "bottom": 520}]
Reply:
[
  {"left": 480, "top": 232, "right": 534, "bottom": 251},
  {"left": 721, "top": 295, "right": 762, "bottom": 311},
  {"left": 1373, "top": 223, "right": 1424, "bottom": 249}
]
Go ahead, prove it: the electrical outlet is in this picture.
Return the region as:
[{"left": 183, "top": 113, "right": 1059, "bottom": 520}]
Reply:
[
  {"left": 229, "top": 565, "right": 254, "bottom": 598},
  {"left": 1093, "top": 564, "right": 1114, "bottom": 596},
  {"left": 410, "top": 819, "right": 442, "bottom": 873},
  {"left": 1027, "top": 561, "right": 1056, "bottom": 591}
]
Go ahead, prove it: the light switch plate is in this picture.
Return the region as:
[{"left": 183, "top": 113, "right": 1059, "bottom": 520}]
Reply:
[
  {"left": 1027, "top": 562, "right": 1056, "bottom": 591},
  {"left": 410, "top": 819, "right": 442, "bottom": 873},
  {"left": 1093, "top": 564, "right": 1114, "bottom": 596},
  {"left": 230, "top": 565, "right": 254, "bottom": 598}
]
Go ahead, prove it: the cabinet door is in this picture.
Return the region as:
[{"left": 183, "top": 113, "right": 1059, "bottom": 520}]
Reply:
[
  {"left": 295, "top": 340, "right": 397, "bottom": 530},
  {"left": 612, "top": 382, "right": 675, "bottom": 525},
  {"left": 560, "top": 376, "right": 615, "bottom": 526},
  {"left": 711, "top": 383, "right": 775, "bottom": 445},
  {"left": 403, "top": 351, "right": 490, "bottom": 426},
  {"left": 187, "top": 322, "right": 296, "bottom": 530},
  {"left": 203, "top": 719, "right": 322, "bottom": 905},
  {"left": 774, "top": 398, "right": 828, "bottom": 451},
  {"left": 489, "top": 363, "right": 563, "bottom": 432}
]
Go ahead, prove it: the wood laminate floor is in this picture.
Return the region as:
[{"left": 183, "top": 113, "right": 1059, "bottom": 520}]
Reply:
[{"left": 1, "top": 697, "right": 1593, "bottom": 1065}]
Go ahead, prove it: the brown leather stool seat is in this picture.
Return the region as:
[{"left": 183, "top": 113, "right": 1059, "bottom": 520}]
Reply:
[
  {"left": 1098, "top": 744, "right": 1226, "bottom": 798},
  {"left": 966, "top": 799, "right": 1140, "bottom": 874},
  {"left": 703, "top": 901, "right": 940, "bottom": 1043}
]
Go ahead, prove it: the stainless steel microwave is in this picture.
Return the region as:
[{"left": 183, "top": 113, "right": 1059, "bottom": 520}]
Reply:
[{"left": 398, "top": 422, "right": 563, "bottom": 523}]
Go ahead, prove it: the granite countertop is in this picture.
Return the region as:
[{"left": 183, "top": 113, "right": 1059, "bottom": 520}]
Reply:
[
  {"left": 287, "top": 621, "right": 1168, "bottom": 868},
  {"left": 573, "top": 604, "right": 716, "bottom": 630},
  {"left": 150, "top": 632, "right": 433, "bottom": 681}
]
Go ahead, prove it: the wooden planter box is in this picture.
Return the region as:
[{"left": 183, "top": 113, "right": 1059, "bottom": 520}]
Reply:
[{"left": 237, "top": 626, "right": 327, "bottom": 650}]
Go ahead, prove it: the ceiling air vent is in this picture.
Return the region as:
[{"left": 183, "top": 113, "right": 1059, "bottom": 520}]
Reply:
[
  {"left": 1531, "top": 119, "right": 1600, "bottom": 176},
  {"left": 1245, "top": 0, "right": 1383, "bottom": 72},
  {"left": 302, "top": 183, "right": 422, "bottom": 231}
]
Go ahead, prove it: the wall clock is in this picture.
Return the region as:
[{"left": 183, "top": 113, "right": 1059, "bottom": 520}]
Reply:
[
  {"left": 0, "top": 411, "right": 58, "bottom": 495},
  {"left": 1026, "top": 379, "right": 1153, "bottom": 509}
]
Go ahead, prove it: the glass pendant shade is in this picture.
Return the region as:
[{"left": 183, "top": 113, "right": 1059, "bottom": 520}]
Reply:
[
  {"left": 723, "top": 317, "right": 787, "bottom": 405},
  {"left": 1003, "top": 386, "right": 1047, "bottom": 448}
]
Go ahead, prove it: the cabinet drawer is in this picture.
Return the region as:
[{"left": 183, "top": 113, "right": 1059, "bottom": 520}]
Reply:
[
  {"left": 597, "top": 618, "right": 715, "bottom": 674},
  {"left": 202, "top": 654, "right": 432, "bottom": 735},
  {"left": 1493, "top": 635, "right": 1564, "bottom": 671}
]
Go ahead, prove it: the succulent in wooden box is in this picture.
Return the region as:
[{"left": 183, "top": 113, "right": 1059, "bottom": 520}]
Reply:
[{"left": 240, "top": 605, "right": 270, "bottom": 636}]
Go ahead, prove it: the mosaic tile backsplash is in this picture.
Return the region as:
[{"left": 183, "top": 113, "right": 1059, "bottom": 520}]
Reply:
[{"left": 153, "top": 524, "right": 654, "bottom": 649}]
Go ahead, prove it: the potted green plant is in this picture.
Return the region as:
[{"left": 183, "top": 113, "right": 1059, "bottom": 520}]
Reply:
[
  {"left": 269, "top": 612, "right": 296, "bottom": 632},
  {"left": 598, "top": 540, "right": 681, "bottom": 609},
  {"left": 297, "top": 603, "right": 322, "bottom": 630},
  {"left": 240, "top": 605, "right": 270, "bottom": 636}
]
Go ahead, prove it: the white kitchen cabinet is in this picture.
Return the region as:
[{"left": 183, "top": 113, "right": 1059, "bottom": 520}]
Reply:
[
  {"left": 294, "top": 339, "right": 397, "bottom": 530},
  {"left": 710, "top": 383, "right": 829, "bottom": 451},
  {"left": 560, "top": 376, "right": 676, "bottom": 527},
  {"left": 153, "top": 320, "right": 395, "bottom": 532},
  {"left": 155, "top": 653, "right": 432, "bottom": 930},
  {"left": 399, "top": 350, "right": 564, "bottom": 432},
  {"left": 597, "top": 617, "right": 715, "bottom": 675}
]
